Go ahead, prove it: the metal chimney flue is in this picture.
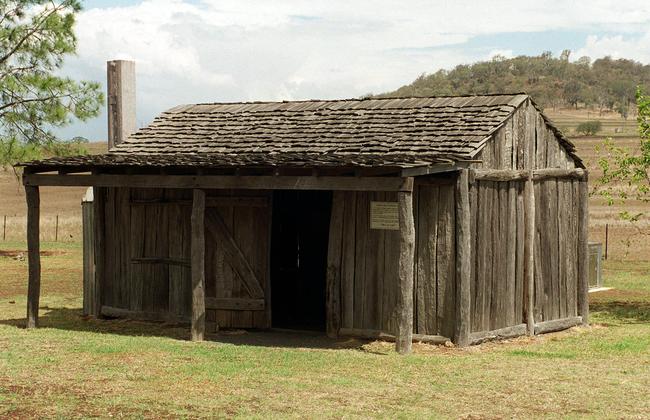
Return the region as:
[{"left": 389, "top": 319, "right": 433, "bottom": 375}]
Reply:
[{"left": 107, "top": 60, "right": 136, "bottom": 150}]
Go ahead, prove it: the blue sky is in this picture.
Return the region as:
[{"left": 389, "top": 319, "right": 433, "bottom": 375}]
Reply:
[{"left": 58, "top": 0, "right": 650, "bottom": 141}]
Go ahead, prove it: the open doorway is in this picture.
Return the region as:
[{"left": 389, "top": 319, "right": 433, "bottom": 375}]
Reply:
[{"left": 270, "top": 190, "right": 333, "bottom": 331}]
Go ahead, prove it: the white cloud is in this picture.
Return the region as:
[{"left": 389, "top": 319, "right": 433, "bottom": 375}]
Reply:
[
  {"left": 574, "top": 33, "right": 650, "bottom": 63},
  {"left": 57, "top": 0, "right": 650, "bottom": 140}
]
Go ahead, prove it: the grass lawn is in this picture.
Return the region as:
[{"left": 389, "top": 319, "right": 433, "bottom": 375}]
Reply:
[{"left": 0, "top": 242, "right": 648, "bottom": 418}]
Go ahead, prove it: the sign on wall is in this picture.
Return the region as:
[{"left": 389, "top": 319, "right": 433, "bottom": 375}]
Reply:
[{"left": 370, "top": 201, "right": 399, "bottom": 230}]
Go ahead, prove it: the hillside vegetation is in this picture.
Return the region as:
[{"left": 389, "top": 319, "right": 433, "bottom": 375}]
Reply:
[{"left": 381, "top": 51, "right": 650, "bottom": 119}]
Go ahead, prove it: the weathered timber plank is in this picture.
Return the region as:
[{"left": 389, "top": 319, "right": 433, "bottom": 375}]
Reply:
[
  {"left": 532, "top": 168, "right": 586, "bottom": 180},
  {"left": 326, "top": 191, "right": 345, "bottom": 337},
  {"left": 338, "top": 328, "right": 449, "bottom": 345},
  {"left": 25, "top": 186, "right": 41, "bottom": 328},
  {"left": 515, "top": 183, "right": 525, "bottom": 324},
  {"left": 354, "top": 192, "right": 368, "bottom": 329},
  {"left": 132, "top": 257, "right": 191, "bottom": 267},
  {"left": 23, "top": 173, "right": 415, "bottom": 192},
  {"left": 533, "top": 181, "right": 544, "bottom": 322},
  {"left": 382, "top": 192, "right": 399, "bottom": 334},
  {"left": 438, "top": 184, "right": 456, "bottom": 339},
  {"left": 469, "top": 323, "right": 527, "bottom": 345},
  {"left": 204, "top": 297, "right": 265, "bottom": 311},
  {"left": 191, "top": 189, "right": 206, "bottom": 341},
  {"left": 472, "top": 169, "right": 529, "bottom": 182},
  {"left": 577, "top": 177, "right": 590, "bottom": 325},
  {"left": 549, "top": 179, "right": 560, "bottom": 320},
  {"left": 341, "top": 192, "right": 357, "bottom": 329},
  {"left": 468, "top": 178, "right": 478, "bottom": 332},
  {"left": 93, "top": 187, "right": 106, "bottom": 317},
  {"left": 454, "top": 170, "right": 471, "bottom": 346},
  {"left": 416, "top": 185, "right": 438, "bottom": 334},
  {"left": 396, "top": 188, "right": 415, "bottom": 354},
  {"left": 534, "top": 316, "right": 582, "bottom": 334},
  {"left": 505, "top": 182, "right": 517, "bottom": 326},
  {"left": 525, "top": 173, "right": 535, "bottom": 335}
]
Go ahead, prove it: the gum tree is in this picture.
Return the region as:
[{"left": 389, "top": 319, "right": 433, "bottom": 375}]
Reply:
[{"left": 1, "top": 0, "right": 103, "bottom": 165}]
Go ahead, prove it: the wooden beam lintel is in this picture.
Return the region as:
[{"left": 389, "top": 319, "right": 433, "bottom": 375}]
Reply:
[{"left": 23, "top": 173, "right": 414, "bottom": 192}]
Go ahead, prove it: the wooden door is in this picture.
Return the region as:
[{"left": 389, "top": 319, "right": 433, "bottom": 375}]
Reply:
[{"left": 203, "top": 195, "right": 271, "bottom": 330}]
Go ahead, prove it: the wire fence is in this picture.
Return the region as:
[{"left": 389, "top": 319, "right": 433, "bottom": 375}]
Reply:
[{"left": 1, "top": 214, "right": 82, "bottom": 242}]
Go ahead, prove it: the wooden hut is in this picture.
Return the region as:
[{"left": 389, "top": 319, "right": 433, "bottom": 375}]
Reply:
[{"left": 19, "top": 70, "right": 589, "bottom": 353}]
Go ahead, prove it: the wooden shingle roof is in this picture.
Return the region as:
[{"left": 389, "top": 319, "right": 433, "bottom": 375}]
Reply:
[
  {"left": 22, "top": 93, "right": 580, "bottom": 170},
  {"left": 114, "top": 94, "right": 528, "bottom": 162}
]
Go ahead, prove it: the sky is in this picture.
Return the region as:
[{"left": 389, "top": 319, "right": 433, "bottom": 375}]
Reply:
[{"left": 57, "top": 0, "right": 650, "bottom": 140}]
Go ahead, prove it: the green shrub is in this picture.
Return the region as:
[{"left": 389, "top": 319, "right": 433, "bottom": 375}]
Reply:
[{"left": 576, "top": 120, "right": 603, "bottom": 136}]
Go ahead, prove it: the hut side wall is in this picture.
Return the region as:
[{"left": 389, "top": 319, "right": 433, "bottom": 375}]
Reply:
[
  {"left": 468, "top": 99, "right": 583, "bottom": 336},
  {"left": 97, "top": 187, "right": 271, "bottom": 330},
  {"left": 332, "top": 178, "right": 456, "bottom": 338}
]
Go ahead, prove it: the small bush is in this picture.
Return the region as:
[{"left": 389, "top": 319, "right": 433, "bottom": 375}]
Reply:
[{"left": 576, "top": 120, "right": 602, "bottom": 136}]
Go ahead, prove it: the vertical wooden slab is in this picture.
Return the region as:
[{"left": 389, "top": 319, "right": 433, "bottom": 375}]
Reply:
[
  {"left": 525, "top": 173, "right": 535, "bottom": 335},
  {"left": 515, "top": 182, "right": 525, "bottom": 323},
  {"left": 415, "top": 185, "right": 438, "bottom": 334},
  {"left": 577, "top": 176, "right": 590, "bottom": 325},
  {"left": 505, "top": 182, "right": 517, "bottom": 326},
  {"left": 25, "top": 185, "right": 41, "bottom": 329},
  {"left": 93, "top": 186, "right": 105, "bottom": 317},
  {"left": 354, "top": 192, "right": 368, "bottom": 329},
  {"left": 191, "top": 189, "right": 206, "bottom": 341},
  {"left": 341, "top": 192, "right": 357, "bottom": 329},
  {"left": 326, "top": 191, "right": 345, "bottom": 337},
  {"left": 548, "top": 180, "right": 560, "bottom": 320},
  {"left": 82, "top": 193, "right": 96, "bottom": 317},
  {"left": 468, "top": 177, "right": 478, "bottom": 332},
  {"left": 382, "top": 192, "right": 399, "bottom": 333},
  {"left": 454, "top": 170, "right": 471, "bottom": 346},
  {"left": 437, "top": 184, "right": 456, "bottom": 338},
  {"left": 396, "top": 188, "right": 415, "bottom": 354}
]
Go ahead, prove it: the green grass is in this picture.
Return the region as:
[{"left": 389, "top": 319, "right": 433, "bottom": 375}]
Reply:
[{"left": 0, "top": 243, "right": 649, "bottom": 418}]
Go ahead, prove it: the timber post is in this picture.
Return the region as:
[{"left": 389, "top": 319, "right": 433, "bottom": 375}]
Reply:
[
  {"left": 191, "top": 189, "right": 206, "bottom": 341},
  {"left": 577, "top": 173, "right": 589, "bottom": 325},
  {"left": 25, "top": 185, "right": 41, "bottom": 328},
  {"left": 396, "top": 181, "right": 415, "bottom": 354},
  {"left": 525, "top": 171, "right": 535, "bottom": 335},
  {"left": 454, "top": 169, "right": 471, "bottom": 346}
]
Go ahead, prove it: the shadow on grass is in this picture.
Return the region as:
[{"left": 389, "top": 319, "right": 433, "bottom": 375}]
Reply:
[
  {"left": 589, "top": 300, "right": 650, "bottom": 324},
  {"left": 0, "top": 306, "right": 368, "bottom": 351}
]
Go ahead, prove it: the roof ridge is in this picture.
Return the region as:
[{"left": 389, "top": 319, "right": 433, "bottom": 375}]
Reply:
[{"left": 171, "top": 92, "right": 529, "bottom": 109}]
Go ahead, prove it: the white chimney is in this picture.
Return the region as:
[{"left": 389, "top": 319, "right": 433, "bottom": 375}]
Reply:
[{"left": 107, "top": 60, "right": 136, "bottom": 149}]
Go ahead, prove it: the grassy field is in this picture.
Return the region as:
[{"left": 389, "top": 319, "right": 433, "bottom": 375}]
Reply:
[{"left": 0, "top": 241, "right": 649, "bottom": 418}]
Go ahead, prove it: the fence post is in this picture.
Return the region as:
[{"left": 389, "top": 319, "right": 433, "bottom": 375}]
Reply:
[
  {"left": 55, "top": 214, "right": 59, "bottom": 242},
  {"left": 2, "top": 215, "right": 5, "bottom": 241},
  {"left": 605, "top": 223, "right": 609, "bottom": 259}
]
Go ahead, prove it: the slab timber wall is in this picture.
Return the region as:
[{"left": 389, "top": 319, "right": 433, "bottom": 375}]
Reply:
[
  {"left": 329, "top": 178, "right": 457, "bottom": 338},
  {"left": 95, "top": 187, "right": 271, "bottom": 331}
]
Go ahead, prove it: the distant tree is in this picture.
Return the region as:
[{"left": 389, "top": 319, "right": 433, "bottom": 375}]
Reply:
[
  {"left": 380, "top": 52, "right": 650, "bottom": 113},
  {"left": 576, "top": 120, "right": 602, "bottom": 136},
  {"left": 0, "top": 0, "right": 103, "bottom": 165},
  {"left": 597, "top": 87, "right": 650, "bottom": 222}
]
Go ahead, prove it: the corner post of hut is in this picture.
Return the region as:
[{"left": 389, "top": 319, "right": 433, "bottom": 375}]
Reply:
[
  {"left": 578, "top": 171, "right": 589, "bottom": 325},
  {"left": 191, "top": 189, "right": 207, "bottom": 341},
  {"left": 25, "top": 181, "right": 41, "bottom": 328},
  {"left": 396, "top": 177, "right": 415, "bottom": 354}
]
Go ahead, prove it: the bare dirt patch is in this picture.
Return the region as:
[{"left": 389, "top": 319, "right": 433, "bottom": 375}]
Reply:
[{"left": 0, "top": 249, "right": 66, "bottom": 258}]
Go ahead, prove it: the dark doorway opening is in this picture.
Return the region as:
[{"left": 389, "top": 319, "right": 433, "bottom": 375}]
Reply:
[{"left": 270, "top": 190, "right": 332, "bottom": 331}]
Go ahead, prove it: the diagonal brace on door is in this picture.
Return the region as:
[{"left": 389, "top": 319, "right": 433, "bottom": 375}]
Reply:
[{"left": 204, "top": 210, "right": 265, "bottom": 299}]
